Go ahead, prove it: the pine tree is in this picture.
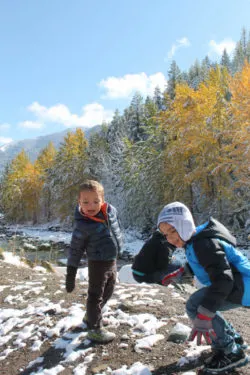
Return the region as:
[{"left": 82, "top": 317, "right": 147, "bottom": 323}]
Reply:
[
  {"left": 187, "top": 60, "right": 202, "bottom": 89},
  {"left": 221, "top": 49, "right": 231, "bottom": 73},
  {"left": 246, "top": 31, "right": 250, "bottom": 62},
  {"left": 201, "top": 56, "right": 212, "bottom": 80},
  {"left": 240, "top": 27, "right": 248, "bottom": 55},
  {"left": 232, "top": 41, "right": 245, "bottom": 73},
  {"left": 87, "top": 124, "right": 110, "bottom": 180},
  {"left": 153, "top": 86, "right": 163, "bottom": 110},
  {"left": 126, "top": 92, "right": 145, "bottom": 141},
  {"left": 166, "top": 60, "right": 182, "bottom": 99}
]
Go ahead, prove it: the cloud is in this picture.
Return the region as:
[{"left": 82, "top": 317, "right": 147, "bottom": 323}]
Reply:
[
  {"left": 0, "top": 123, "right": 11, "bottom": 131},
  {"left": 99, "top": 72, "right": 167, "bottom": 99},
  {"left": 28, "top": 102, "right": 114, "bottom": 128},
  {"left": 166, "top": 37, "right": 191, "bottom": 60},
  {"left": 0, "top": 136, "right": 13, "bottom": 146},
  {"left": 19, "top": 121, "right": 44, "bottom": 129},
  {"left": 208, "top": 38, "right": 236, "bottom": 56}
]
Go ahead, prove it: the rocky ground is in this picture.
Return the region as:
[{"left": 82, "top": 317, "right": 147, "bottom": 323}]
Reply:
[{"left": 0, "top": 259, "right": 250, "bottom": 375}]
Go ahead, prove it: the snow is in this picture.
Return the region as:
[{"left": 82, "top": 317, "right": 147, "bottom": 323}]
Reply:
[
  {"left": 118, "top": 264, "right": 138, "bottom": 284},
  {"left": 23, "top": 242, "right": 37, "bottom": 250},
  {"left": 1, "top": 223, "right": 249, "bottom": 375},
  {"left": 177, "top": 341, "right": 210, "bottom": 367},
  {"left": 2, "top": 251, "right": 29, "bottom": 267},
  {"left": 4, "top": 226, "right": 144, "bottom": 256},
  {"left": 9, "top": 226, "right": 72, "bottom": 244},
  {"left": 112, "top": 362, "right": 151, "bottom": 375},
  {"left": 170, "top": 322, "right": 191, "bottom": 336},
  {"left": 0, "top": 251, "right": 207, "bottom": 375}
]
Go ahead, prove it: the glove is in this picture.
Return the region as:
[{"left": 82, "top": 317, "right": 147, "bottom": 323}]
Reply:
[
  {"left": 161, "top": 266, "right": 185, "bottom": 286},
  {"left": 66, "top": 266, "right": 77, "bottom": 293},
  {"left": 188, "top": 313, "right": 216, "bottom": 345}
]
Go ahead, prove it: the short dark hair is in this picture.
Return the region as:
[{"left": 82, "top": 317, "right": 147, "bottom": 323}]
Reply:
[{"left": 78, "top": 180, "right": 104, "bottom": 200}]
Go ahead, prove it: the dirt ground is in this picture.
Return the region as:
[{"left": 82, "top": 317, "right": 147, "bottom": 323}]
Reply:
[{"left": 0, "top": 260, "right": 250, "bottom": 375}]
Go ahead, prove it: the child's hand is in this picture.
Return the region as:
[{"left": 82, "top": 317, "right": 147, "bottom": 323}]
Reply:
[
  {"left": 161, "top": 266, "right": 185, "bottom": 286},
  {"left": 188, "top": 313, "right": 216, "bottom": 345},
  {"left": 66, "top": 266, "right": 77, "bottom": 293}
]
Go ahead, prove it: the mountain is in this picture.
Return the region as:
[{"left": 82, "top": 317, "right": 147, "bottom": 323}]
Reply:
[{"left": 0, "top": 125, "right": 100, "bottom": 174}]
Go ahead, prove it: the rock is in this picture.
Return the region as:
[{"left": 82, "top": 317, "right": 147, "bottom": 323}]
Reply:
[
  {"left": 48, "top": 225, "right": 61, "bottom": 231},
  {"left": 38, "top": 243, "right": 51, "bottom": 251},
  {"left": 119, "top": 343, "right": 128, "bottom": 348},
  {"left": 23, "top": 242, "right": 37, "bottom": 251},
  {"left": 91, "top": 364, "right": 109, "bottom": 373},
  {"left": 167, "top": 322, "right": 191, "bottom": 343},
  {"left": 121, "top": 334, "right": 130, "bottom": 340}
]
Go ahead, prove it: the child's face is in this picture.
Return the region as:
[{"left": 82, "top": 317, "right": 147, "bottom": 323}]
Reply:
[
  {"left": 79, "top": 190, "right": 104, "bottom": 216},
  {"left": 159, "top": 222, "right": 186, "bottom": 248}
]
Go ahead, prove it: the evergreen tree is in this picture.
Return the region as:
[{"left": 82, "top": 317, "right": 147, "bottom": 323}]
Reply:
[
  {"left": 87, "top": 124, "right": 110, "bottom": 180},
  {"left": 153, "top": 86, "right": 163, "bottom": 110},
  {"left": 240, "top": 27, "right": 247, "bottom": 55},
  {"left": 188, "top": 60, "right": 202, "bottom": 89},
  {"left": 144, "top": 96, "right": 157, "bottom": 118},
  {"left": 126, "top": 92, "right": 145, "bottom": 141},
  {"left": 166, "top": 60, "right": 182, "bottom": 99},
  {"left": 121, "top": 124, "right": 166, "bottom": 230},
  {"left": 246, "top": 31, "right": 250, "bottom": 62},
  {"left": 220, "top": 49, "right": 231, "bottom": 72},
  {"left": 232, "top": 41, "right": 245, "bottom": 73},
  {"left": 201, "top": 56, "right": 212, "bottom": 80}
]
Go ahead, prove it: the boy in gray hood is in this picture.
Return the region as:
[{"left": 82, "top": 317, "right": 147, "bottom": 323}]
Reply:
[{"left": 157, "top": 201, "right": 250, "bottom": 374}]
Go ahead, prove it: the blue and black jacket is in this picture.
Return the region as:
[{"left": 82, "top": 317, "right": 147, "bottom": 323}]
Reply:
[
  {"left": 186, "top": 217, "right": 250, "bottom": 313},
  {"left": 67, "top": 203, "right": 123, "bottom": 267}
]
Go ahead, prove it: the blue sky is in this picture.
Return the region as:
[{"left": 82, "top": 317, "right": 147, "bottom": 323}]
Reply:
[{"left": 0, "top": 0, "right": 250, "bottom": 145}]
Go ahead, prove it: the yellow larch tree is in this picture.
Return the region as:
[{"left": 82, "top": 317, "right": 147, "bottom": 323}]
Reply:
[
  {"left": 1, "top": 150, "right": 41, "bottom": 222},
  {"left": 158, "top": 66, "right": 232, "bottom": 216},
  {"left": 228, "top": 61, "right": 250, "bottom": 202},
  {"left": 50, "top": 128, "right": 89, "bottom": 220},
  {"left": 34, "top": 142, "right": 57, "bottom": 221}
]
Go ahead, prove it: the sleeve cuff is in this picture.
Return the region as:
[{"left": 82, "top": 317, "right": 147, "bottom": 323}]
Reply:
[{"left": 197, "top": 305, "right": 216, "bottom": 318}]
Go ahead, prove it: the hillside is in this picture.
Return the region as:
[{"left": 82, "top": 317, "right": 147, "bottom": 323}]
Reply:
[
  {"left": 0, "top": 257, "right": 250, "bottom": 375},
  {"left": 0, "top": 125, "right": 100, "bottom": 175}
]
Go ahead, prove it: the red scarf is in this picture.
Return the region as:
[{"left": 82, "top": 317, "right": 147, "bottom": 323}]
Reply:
[{"left": 80, "top": 202, "right": 108, "bottom": 223}]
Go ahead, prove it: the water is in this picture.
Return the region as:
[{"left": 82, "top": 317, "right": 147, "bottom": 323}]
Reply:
[{"left": 0, "top": 235, "right": 66, "bottom": 265}]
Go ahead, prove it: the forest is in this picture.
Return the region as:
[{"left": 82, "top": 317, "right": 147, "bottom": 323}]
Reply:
[{"left": 0, "top": 29, "right": 249, "bottom": 232}]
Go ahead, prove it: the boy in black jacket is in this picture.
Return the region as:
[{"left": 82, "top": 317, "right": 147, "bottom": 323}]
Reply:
[
  {"left": 66, "top": 180, "right": 123, "bottom": 343},
  {"left": 157, "top": 201, "right": 250, "bottom": 374},
  {"left": 132, "top": 230, "right": 185, "bottom": 285}
]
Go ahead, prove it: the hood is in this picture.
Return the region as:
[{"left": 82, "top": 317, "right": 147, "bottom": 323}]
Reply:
[
  {"left": 74, "top": 205, "right": 87, "bottom": 221},
  {"left": 192, "top": 217, "right": 237, "bottom": 246},
  {"left": 157, "top": 202, "right": 196, "bottom": 241}
]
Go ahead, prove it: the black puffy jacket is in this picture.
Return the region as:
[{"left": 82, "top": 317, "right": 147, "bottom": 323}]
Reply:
[
  {"left": 67, "top": 203, "right": 123, "bottom": 267},
  {"left": 132, "top": 231, "right": 174, "bottom": 274}
]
